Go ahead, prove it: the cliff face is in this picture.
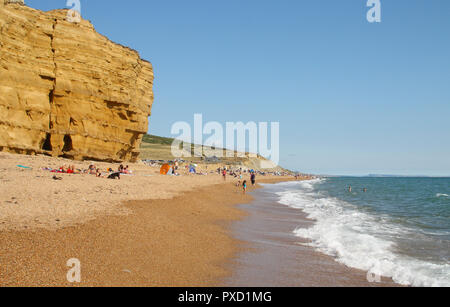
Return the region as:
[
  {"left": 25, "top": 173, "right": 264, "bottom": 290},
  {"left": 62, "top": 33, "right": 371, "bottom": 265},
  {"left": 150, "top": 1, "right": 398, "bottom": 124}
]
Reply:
[{"left": 0, "top": 3, "right": 154, "bottom": 162}]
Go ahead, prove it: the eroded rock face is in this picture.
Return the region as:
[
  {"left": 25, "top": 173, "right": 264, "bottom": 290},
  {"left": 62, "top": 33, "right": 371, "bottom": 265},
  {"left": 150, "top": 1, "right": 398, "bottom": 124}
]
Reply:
[{"left": 0, "top": 4, "right": 154, "bottom": 162}]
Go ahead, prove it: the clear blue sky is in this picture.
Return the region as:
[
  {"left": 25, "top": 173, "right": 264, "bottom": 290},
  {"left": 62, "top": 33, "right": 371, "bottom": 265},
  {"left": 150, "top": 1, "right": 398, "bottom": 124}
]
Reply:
[{"left": 27, "top": 0, "right": 450, "bottom": 176}]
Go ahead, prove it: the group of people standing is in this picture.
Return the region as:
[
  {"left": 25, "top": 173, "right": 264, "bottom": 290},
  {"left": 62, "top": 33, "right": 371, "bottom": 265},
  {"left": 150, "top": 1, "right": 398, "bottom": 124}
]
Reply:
[{"left": 217, "top": 167, "right": 258, "bottom": 194}]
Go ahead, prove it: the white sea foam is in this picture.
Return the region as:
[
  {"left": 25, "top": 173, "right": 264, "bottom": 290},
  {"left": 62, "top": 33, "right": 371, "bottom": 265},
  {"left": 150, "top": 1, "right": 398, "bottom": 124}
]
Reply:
[
  {"left": 436, "top": 193, "right": 449, "bottom": 198},
  {"left": 276, "top": 180, "right": 450, "bottom": 287}
]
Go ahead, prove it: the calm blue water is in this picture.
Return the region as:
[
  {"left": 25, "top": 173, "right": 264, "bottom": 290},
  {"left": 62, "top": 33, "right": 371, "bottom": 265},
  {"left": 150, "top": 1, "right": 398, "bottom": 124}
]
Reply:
[{"left": 272, "top": 177, "right": 450, "bottom": 287}]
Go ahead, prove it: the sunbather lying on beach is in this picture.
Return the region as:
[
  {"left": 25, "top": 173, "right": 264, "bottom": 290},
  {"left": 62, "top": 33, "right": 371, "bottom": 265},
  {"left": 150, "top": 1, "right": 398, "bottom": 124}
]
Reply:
[
  {"left": 122, "top": 165, "right": 133, "bottom": 174},
  {"left": 107, "top": 172, "right": 121, "bottom": 180},
  {"left": 49, "top": 165, "right": 77, "bottom": 174}
]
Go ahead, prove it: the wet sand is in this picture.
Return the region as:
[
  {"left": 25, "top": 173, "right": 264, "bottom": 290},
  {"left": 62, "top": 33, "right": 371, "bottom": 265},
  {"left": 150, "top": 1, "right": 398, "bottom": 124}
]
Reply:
[{"left": 223, "top": 184, "right": 400, "bottom": 287}]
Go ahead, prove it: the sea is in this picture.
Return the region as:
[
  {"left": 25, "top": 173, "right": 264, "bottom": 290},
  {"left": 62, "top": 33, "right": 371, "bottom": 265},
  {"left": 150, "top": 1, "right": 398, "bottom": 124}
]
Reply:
[{"left": 269, "top": 177, "right": 450, "bottom": 287}]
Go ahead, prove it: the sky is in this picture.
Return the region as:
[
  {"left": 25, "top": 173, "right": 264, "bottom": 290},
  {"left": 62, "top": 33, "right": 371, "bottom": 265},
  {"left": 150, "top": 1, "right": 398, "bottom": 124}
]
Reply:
[{"left": 26, "top": 0, "right": 450, "bottom": 176}]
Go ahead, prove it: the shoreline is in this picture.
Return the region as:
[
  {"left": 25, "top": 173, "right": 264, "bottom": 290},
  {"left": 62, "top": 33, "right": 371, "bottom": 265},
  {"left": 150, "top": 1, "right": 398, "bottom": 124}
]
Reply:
[
  {"left": 0, "top": 177, "right": 291, "bottom": 286},
  {"left": 223, "top": 182, "right": 401, "bottom": 287}
]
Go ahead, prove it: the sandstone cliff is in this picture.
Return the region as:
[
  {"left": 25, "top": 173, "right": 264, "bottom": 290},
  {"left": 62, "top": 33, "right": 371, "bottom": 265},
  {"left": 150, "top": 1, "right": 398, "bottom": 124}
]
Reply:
[{"left": 0, "top": 3, "right": 154, "bottom": 162}]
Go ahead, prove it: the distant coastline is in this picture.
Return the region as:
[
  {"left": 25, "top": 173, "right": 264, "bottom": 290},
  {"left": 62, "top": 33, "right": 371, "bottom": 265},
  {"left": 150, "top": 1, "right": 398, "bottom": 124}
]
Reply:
[{"left": 317, "top": 174, "right": 450, "bottom": 178}]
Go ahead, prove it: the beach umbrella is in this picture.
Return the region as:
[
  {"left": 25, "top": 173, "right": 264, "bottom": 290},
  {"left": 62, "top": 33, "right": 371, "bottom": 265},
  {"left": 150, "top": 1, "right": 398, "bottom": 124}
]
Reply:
[{"left": 160, "top": 164, "right": 171, "bottom": 175}]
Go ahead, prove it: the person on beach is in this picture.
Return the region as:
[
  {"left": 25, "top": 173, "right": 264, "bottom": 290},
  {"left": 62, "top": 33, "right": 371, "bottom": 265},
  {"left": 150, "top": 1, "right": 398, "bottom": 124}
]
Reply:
[
  {"left": 222, "top": 169, "right": 227, "bottom": 181},
  {"left": 251, "top": 173, "right": 256, "bottom": 186},
  {"left": 108, "top": 172, "right": 121, "bottom": 180},
  {"left": 88, "top": 164, "right": 96, "bottom": 175},
  {"left": 242, "top": 180, "right": 247, "bottom": 194}
]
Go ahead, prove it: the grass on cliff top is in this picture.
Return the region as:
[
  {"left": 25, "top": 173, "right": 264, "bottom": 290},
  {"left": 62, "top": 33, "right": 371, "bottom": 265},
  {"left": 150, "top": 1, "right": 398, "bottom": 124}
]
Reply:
[
  {"left": 140, "top": 134, "right": 200, "bottom": 161},
  {"left": 142, "top": 134, "right": 175, "bottom": 146},
  {"left": 140, "top": 134, "right": 242, "bottom": 163}
]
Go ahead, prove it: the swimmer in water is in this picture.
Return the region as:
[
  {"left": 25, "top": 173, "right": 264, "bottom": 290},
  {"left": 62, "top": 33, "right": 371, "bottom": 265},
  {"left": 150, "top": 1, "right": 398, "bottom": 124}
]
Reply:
[
  {"left": 363, "top": 188, "right": 367, "bottom": 193},
  {"left": 348, "top": 186, "right": 352, "bottom": 193}
]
